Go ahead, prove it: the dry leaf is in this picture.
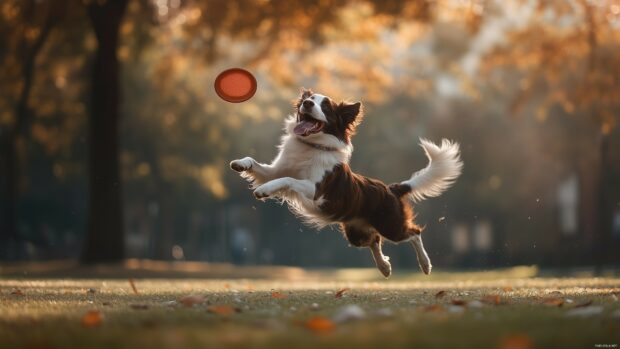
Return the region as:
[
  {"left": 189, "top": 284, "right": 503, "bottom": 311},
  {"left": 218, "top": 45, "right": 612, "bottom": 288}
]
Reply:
[
  {"left": 481, "top": 294, "right": 503, "bottom": 305},
  {"left": 305, "top": 316, "right": 335, "bottom": 333},
  {"left": 207, "top": 305, "right": 239, "bottom": 316},
  {"left": 574, "top": 300, "right": 593, "bottom": 308},
  {"left": 87, "top": 288, "right": 97, "bottom": 294},
  {"left": 128, "top": 278, "right": 139, "bottom": 295},
  {"left": 499, "top": 334, "right": 533, "bottom": 349},
  {"left": 130, "top": 304, "right": 149, "bottom": 310},
  {"left": 435, "top": 290, "right": 447, "bottom": 299},
  {"left": 271, "top": 291, "right": 287, "bottom": 299},
  {"left": 451, "top": 299, "right": 468, "bottom": 306},
  {"left": 542, "top": 298, "right": 564, "bottom": 307},
  {"left": 178, "top": 295, "right": 206, "bottom": 307},
  {"left": 81, "top": 310, "right": 103, "bottom": 328},
  {"left": 422, "top": 304, "right": 444, "bottom": 313},
  {"left": 335, "top": 288, "right": 349, "bottom": 298},
  {"left": 502, "top": 286, "right": 514, "bottom": 292},
  {"left": 10, "top": 289, "right": 24, "bottom": 296}
]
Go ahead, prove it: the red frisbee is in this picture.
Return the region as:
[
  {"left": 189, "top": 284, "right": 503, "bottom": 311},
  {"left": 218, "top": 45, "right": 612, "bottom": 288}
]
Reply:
[{"left": 214, "top": 68, "right": 257, "bottom": 103}]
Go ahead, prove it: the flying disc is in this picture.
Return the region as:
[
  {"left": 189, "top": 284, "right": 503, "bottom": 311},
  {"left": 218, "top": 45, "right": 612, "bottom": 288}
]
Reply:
[{"left": 214, "top": 68, "right": 257, "bottom": 103}]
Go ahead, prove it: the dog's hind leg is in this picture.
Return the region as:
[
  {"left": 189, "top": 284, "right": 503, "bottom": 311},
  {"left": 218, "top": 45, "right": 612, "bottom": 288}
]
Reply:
[
  {"left": 410, "top": 232, "right": 432, "bottom": 275},
  {"left": 343, "top": 222, "right": 391, "bottom": 278},
  {"left": 369, "top": 236, "right": 391, "bottom": 278}
]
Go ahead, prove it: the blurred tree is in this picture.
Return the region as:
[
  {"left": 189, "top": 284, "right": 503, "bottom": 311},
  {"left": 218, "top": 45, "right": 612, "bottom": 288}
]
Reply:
[
  {"left": 0, "top": 0, "right": 64, "bottom": 256},
  {"left": 482, "top": 0, "right": 620, "bottom": 267},
  {"left": 80, "top": 0, "right": 129, "bottom": 263}
]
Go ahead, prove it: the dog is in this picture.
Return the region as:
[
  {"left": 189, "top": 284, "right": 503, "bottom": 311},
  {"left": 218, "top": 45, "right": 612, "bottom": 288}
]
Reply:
[{"left": 230, "top": 89, "right": 462, "bottom": 277}]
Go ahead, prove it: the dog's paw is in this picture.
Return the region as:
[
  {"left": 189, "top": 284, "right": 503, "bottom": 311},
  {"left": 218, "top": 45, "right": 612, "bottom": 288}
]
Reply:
[
  {"left": 376, "top": 256, "right": 392, "bottom": 278},
  {"left": 417, "top": 255, "right": 432, "bottom": 275},
  {"left": 253, "top": 184, "right": 274, "bottom": 200},
  {"left": 230, "top": 157, "right": 253, "bottom": 172}
]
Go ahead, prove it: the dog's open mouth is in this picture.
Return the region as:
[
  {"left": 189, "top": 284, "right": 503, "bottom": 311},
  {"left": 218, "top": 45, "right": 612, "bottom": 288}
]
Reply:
[{"left": 294, "top": 113, "right": 324, "bottom": 137}]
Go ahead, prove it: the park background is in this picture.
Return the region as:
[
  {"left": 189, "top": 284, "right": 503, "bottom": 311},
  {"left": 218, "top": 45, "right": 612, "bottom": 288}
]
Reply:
[{"left": 1, "top": 0, "right": 619, "bottom": 271}]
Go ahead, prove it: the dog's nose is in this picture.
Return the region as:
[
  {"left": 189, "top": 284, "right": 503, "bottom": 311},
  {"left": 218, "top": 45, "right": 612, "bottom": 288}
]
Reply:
[{"left": 302, "top": 100, "right": 314, "bottom": 109}]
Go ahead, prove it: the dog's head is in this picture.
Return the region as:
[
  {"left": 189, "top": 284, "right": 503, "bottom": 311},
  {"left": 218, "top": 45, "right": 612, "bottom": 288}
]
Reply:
[{"left": 291, "top": 88, "right": 363, "bottom": 146}]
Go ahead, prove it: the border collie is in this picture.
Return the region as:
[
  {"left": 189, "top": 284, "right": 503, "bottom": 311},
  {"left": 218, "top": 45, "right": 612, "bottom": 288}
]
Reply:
[{"left": 230, "top": 89, "right": 462, "bottom": 277}]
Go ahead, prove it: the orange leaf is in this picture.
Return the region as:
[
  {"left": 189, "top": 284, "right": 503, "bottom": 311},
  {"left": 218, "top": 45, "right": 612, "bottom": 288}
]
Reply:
[
  {"left": 498, "top": 334, "right": 533, "bottom": 349},
  {"left": 335, "top": 288, "right": 349, "bottom": 298},
  {"left": 207, "top": 305, "right": 238, "bottom": 316},
  {"left": 128, "top": 278, "right": 139, "bottom": 295},
  {"left": 435, "top": 290, "right": 447, "bottom": 299},
  {"left": 11, "top": 289, "right": 24, "bottom": 296},
  {"left": 451, "top": 299, "right": 467, "bottom": 306},
  {"left": 178, "top": 295, "right": 206, "bottom": 307},
  {"left": 502, "top": 286, "right": 514, "bottom": 292},
  {"left": 81, "top": 310, "right": 103, "bottom": 328},
  {"left": 481, "top": 294, "right": 502, "bottom": 305},
  {"left": 542, "top": 298, "right": 564, "bottom": 307},
  {"left": 305, "top": 316, "right": 335, "bottom": 333},
  {"left": 271, "top": 291, "right": 287, "bottom": 299},
  {"left": 422, "top": 304, "right": 444, "bottom": 313}
]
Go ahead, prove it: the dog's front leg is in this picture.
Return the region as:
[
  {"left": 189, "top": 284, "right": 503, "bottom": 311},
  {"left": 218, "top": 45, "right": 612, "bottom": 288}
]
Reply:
[
  {"left": 230, "top": 157, "right": 277, "bottom": 185},
  {"left": 253, "top": 177, "right": 315, "bottom": 200}
]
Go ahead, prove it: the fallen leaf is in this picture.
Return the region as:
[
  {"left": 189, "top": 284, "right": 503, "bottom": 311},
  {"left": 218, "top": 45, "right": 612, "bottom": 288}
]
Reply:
[
  {"left": 81, "top": 310, "right": 103, "bottom": 328},
  {"left": 422, "top": 304, "right": 444, "bottom": 313},
  {"left": 11, "top": 289, "right": 24, "bottom": 296},
  {"left": 102, "top": 302, "right": 112, "bottom": 306},
  {"left": 207, "top": 305, "right": 239, "bottom": 316},
  {"left": 335, "top": 288, "right": 349, "bottom": 298},
  {"left": 130, "top": 304, "right": 149, "bottom": 310},
  {"left": 574, "top": 300, "right": 593, "bottom": 308},
  {"left": 481, "top": 294, "right": 503, "bottom": 305},
  {"left": 498, "top": 334, "right": 533, "bottom": 349},
  {"left": 502, "top": 286, "right": 514, "bottom": 292},
  {"left": 178, "top": 295, "right": 206, "bottom": 307},
  {"left": 271, "top": 291, "right": 287, "bottom": 299},
  {"left": 451, "top": 299, "right": 468, "bottom": 306},
  {"left": 128, "top": 278, "right": 139, "bottom": 295},
  {"left": 87, "top": 288, "right": 97, "bottom": 294},
  {"left": 438, "top": 216, "right": 446, "bottom": 223},
  {"left": 305, "top": 316, "right": 335, "bottom": 333},
  {"left": 435, "top": 290, "right": 447, "bottom": 299},
  {"left": 542, "top": 297, "right": 564, "bottom": 307}
]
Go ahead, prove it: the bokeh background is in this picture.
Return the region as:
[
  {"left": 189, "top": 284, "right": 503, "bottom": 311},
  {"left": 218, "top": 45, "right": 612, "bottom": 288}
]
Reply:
[{"left": 1, "top": 0, "right": 619, "bottom": 270}]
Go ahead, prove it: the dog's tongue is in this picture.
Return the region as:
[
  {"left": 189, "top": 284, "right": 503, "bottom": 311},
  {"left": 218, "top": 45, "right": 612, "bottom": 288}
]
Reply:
[{"left": 294, "top": 120, "right": 318, "bottom": 136}]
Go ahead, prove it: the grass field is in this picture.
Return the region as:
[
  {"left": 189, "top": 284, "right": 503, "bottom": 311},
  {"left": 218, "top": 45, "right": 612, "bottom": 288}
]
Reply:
[{"left": 1, "top": 265, "right": 619, "bottom": 349}]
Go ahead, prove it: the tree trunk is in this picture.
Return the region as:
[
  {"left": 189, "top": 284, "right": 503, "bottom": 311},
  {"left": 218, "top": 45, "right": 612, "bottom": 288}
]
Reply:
[
  {"left": 1, "top": 4, "right": 55, "bottom": 258},
  {"left": 1, "top": 132, "right": 19, "bottom": 259},
  {"left": 80, "top": 0, "right": 129, "bottom": 263}
]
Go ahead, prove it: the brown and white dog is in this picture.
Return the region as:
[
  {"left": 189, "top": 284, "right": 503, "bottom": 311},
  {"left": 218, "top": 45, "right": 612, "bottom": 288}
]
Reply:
[{"left": 230, "top": 89, "right": 462, "bottom": 277}]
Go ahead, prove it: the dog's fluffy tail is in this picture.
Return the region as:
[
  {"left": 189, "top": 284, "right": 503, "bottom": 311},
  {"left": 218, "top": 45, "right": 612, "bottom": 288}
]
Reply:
[{"left": 402, "top": 139, "right": 463, "bottom": 202}]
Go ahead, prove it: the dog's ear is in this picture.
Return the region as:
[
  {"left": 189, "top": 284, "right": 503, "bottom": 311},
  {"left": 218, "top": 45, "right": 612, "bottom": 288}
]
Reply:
[
  {"left": 300, "top": 88, "right": 313, "bottom": 100},
  {"left": 337, "top": 101, "right": 362, "bottom": 126}
]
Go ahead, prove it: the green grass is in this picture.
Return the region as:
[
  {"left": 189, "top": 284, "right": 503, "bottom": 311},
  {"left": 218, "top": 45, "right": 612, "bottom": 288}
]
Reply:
[{"left": 1, "top": 269, "right": 620, "bottom": 349}]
